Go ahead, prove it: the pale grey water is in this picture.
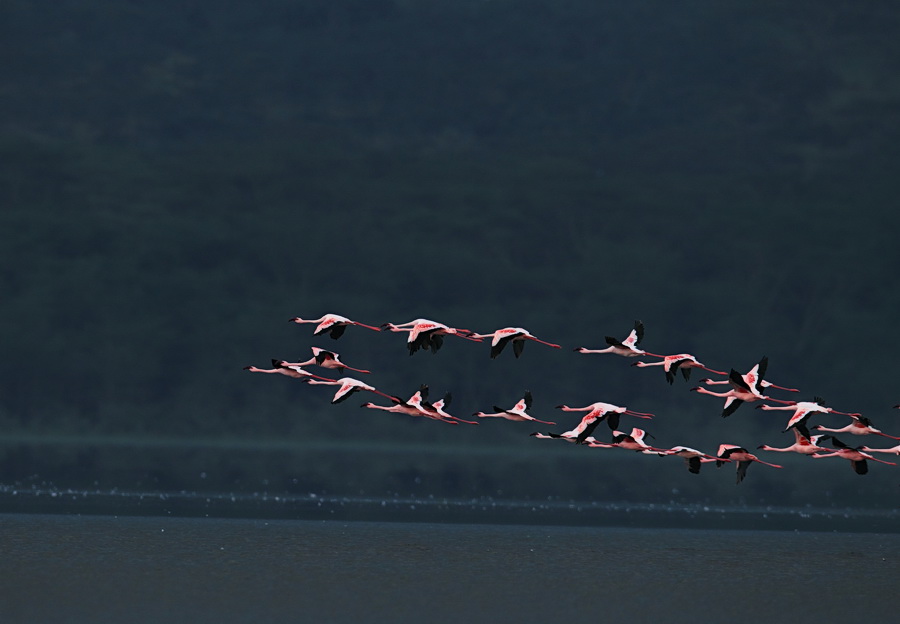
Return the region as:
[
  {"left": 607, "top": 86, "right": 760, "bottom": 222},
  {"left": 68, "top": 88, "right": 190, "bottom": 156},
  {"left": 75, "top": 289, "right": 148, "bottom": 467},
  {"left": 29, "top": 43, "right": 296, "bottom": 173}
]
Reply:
[{"left": 1, "top": 513, "right": 898, "bottom": 624}]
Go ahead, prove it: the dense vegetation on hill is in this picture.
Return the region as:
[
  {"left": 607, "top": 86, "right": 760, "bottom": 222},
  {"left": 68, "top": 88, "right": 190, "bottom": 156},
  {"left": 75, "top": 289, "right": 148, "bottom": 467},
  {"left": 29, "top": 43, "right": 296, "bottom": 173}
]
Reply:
[{"left": 2, "top": 0, "right": 899, "bottom": 507}]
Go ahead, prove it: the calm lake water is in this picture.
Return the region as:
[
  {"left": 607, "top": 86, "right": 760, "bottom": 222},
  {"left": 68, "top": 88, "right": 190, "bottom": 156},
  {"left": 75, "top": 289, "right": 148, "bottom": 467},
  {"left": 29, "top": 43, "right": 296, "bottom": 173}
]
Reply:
[{"left": 1, "top": 510, "right": 899, "bottom": 624}]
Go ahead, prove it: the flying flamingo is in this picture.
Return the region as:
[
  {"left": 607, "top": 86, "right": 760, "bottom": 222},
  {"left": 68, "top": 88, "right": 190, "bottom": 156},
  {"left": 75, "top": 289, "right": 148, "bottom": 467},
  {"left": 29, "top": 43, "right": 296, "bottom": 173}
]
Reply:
[
  {"left": 699, "top": 356, "right": 799, "bottom": 393},
  {"left": 303, "top": 376, "right": 393, "bottom": 404},
  {"left": 424, "top": 393, "right": 479, "bottom": 425},
  {"left": 244, "top": 360, "right": 330, "bottom": 380},
  {"left": 632, "top": 353, "right": 726, "bottom": 384},
  {"left": 574, "top": 320, "right": 662, "bottom": 358},
  {"left": 380, "top": 318, "right": 482, "bottom": 355},
  {"left": 690, "top": 368, "right": 777, "bottom": 417},
  {"left": 811, "top": 437, "right": 897, "bottom": 475},
  {"left": 529, "top": 431, "right": 605, "bottom": 445},
  {"left": 756, "top": 397, "right": 859, "bottom": 439},
  {"left": 555, "top": 402, "right": 655, "bottom": 443},
  {"left": 757, "top": 429, "right": 832, "bottom": 455},
  {"left": 814, "top": 415, "right": 900, "bottom": 440},
  {"left": 860, "top": 442, "right": 900, "bottom": 456},
  {"left": 473, "top": 391, "right": 557, "bottom": 424},
  {"left": 716, "top": 444, "right": 783, "bottom": 483},
  {"left": 361, "top": 389, "right": 436, "bottom": 419},
  {"left": 279, "top": 347, "right": 371, "bottom": 374},
  {"left": 590, "top": 428, "right": 666, "bottom": 453},
  {"left": 288, "top": 313, "right": 381, "bottom": 339},
  {"left": 656, "top": 446, "right": 721, "bottom": 474},
  {"left": 468, "top": 327, "right": 561, "bottom": 359}
]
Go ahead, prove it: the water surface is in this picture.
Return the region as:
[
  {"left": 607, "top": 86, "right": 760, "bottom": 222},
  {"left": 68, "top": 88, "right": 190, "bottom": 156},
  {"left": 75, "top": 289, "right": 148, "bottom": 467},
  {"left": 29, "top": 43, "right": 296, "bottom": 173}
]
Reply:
[{"left": 1, "top": 512, "right": 898, "bottom": 624}]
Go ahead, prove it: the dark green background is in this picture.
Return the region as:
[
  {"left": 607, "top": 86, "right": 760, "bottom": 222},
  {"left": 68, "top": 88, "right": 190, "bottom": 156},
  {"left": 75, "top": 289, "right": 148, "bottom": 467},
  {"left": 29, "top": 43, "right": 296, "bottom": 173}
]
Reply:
[{"left": 2, "top": 0, "right": 899, "bottom": 511}]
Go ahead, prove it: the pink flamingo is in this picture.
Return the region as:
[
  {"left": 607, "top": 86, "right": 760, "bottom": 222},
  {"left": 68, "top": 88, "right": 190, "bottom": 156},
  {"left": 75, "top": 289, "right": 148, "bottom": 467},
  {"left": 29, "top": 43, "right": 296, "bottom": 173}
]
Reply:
[
  {"left": 690, "top": 367, "right": 779, "bottom": 417},
  {"left": 555, "top": 402, "right": 654, "bottom": 443},
  {"left": 814, "top": 415, "right": 900, "bottom": 440},
  {"left": 590, "top": 428, "right": 666, "bottom": 453},
  {"left": 860, "top": 442, "right": 900, "bottom": 456},
  {"left": 529, "top": 431, "right": 605, "bottom": 445},
  {"left": 425, "top": 393, "right": 479, "bottom": 425},
  {"left": 468, "top": 327, "right": 561, "bottom": 359},
  {"left": 280, "top": 347, "right": 371, "bottom": 374},
  {"left": 632, "top": 353, "right": 726, "bottom": 384},
  {"left": 716, "top": 444, "right": 783, "bottom": 483},
  {"left": 812, "top": 437, "right": 897, "bottom": 475},
  {"left": 380, "top": 318, "right": 482, "bottom": 355},
  {"left": 362, "top": 384, "right": 460, "bottom": 425},
  {"left": 699, "top": 356, "right": 799, "bottom": 393},
  {"left": 574, "top": 320, "right": 662, "bottom": 358},
  {"left": 756, "top": 397, "right": 859, "bottom": 438},
  {"left": 361, "top": 391, "right": 434, "bottom": 419},
  {"left": 474, "top": 391, "right": 556, "bottom": 424},
  {"left": 656, "top": 446, "right": 721, "bottom": 474},
  {"left": 288, "top": 313, "right": 381, "bottom": 339},
  {"left": 303, "top": 376, "right": 393, "bottom": 404},
  {"left": 757, "top": 429, "right": 832, "bottom": 455},
  {"left": 244, "top": 360, "right": 329, "bottom": 380}
]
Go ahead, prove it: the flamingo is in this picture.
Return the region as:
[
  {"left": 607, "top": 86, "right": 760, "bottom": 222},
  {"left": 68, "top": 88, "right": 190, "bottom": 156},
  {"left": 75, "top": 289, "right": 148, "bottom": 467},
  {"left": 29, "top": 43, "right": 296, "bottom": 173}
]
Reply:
[
  {"left": 424, "top": 393, "right": 479, "bottom": 425},
  {"left": 529, "top": 431, "right": 605, "bottom": 445},
  {"left": 361, "top": 387, "right": 438, "bottom": 419},
  {"left": 716, "top": 444, "right": 783, "bottom": 483},
  {"left": 361, "top": 398, "right": 429, "bottom": 419},
  {"left": 811, "top": 437, "right": 897, "bottom": 475},
  {"left": 244, "top": 360, "right": 329, "bottom": 380},
  {"left": 574, "top": 320, "right": 662, "bottom": 358},
  {"left": 473, "top": 391, "right": 556, "bottom": 424},
  {"left": 699, "top": 356, "right": 799, "bottom": 393},
  {"left": 590, "top": 428, "right": 666, "bottom": 453},
  {"left": 380, "top": 318, "right": 481, "bottom": 355},
  {"left": 303, "top": 376, "right": 393, "bottom": 404},
  {"left": 288, "top": 313, "right": 381, "bottom": 339},
  {"left": 814, "top": 414, "right": 900, "bottom": 440},
  {"left": 656, "top": 446, "right": 721, "bottom": 474},
  {"left": 468, "top": 327, "right": 561, "bottom": 359},
  {"left": 690, "top": 368, "right": 776, "bottom": 417},
  {"left": 757, "top": 428, "right": 832, "bottom": 455},
  {"left": 860, "top": 442, "right": 900, "bottom": 456},
  {"left": 555, "top": 402, "right": 655, "bottom": 443},
  {"left": 279, "top": 347, "right": 371, "bottom": 374},
  {"left": 756, "top": 397, "right": 859, "bottom": 438},
  {"left": 632, "top": 353, "right": 726, "bottom": 384}
]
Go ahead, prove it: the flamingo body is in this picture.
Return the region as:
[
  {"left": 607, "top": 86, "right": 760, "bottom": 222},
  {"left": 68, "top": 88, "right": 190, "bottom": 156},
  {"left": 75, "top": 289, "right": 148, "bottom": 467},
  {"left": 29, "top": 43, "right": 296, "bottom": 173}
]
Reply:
[
  {"left": 469, "top": 327, "right": 561, "bottom": 359},
  {"left": 289, "top": 313, "right": 381, "bottom": 339}
]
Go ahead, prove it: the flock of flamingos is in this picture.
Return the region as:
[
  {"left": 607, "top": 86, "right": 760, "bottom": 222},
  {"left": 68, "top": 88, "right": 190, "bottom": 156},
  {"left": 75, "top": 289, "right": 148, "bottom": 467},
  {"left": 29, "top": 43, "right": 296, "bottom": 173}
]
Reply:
[{"left": 245, "top": 313, "right": 900, "bottom": 484}]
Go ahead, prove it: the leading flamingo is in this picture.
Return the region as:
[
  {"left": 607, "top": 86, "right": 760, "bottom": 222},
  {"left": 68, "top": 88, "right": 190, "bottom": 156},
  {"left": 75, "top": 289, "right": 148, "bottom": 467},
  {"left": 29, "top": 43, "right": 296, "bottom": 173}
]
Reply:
[
  {"left": 244, "top": 360, "right": 329, "bottom": 380},
  {"left": 289, "top": 313, "right": 381, "bottom": 339}
]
